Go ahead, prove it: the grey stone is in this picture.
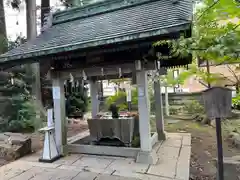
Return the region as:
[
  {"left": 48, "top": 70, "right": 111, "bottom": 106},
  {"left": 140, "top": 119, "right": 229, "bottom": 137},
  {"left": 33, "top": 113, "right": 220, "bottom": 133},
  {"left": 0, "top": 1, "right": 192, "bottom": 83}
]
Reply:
[
  {"left": 142, "top": 174, "right": 173, "bottom": 180},
  {"left": 0, "top": 133, "right": 31, "bottom": 161},
  {"left": 182, "top": 135, "right": 191, "bottom": 146},
  {"left": 72, "top": 172, "right": 98, "bottom": 180},
  {"left": 87, "top": 118, "right": 135, "bottom": 146},
  {"left": 53, "top": 154, "right": 82, "bottom": 165},
  {"left": 136, "top": 150, "right": 158, "bottom": 165},
  {"left": 229, "top": 132, "right": 240, "bottom": 149},
  {"left": 161, "top": 138, "right": 182, "bottom": 148},
  {"left": 96, "top": 174, "right": 140, "bottom": 180},
  {"left": 148, "top": 158, "right": 178, "bottom": 178},
  {"left": 10, "top": 167, "right": 47, "bottom": 180},
  {"left": 72, "top": 156, "right": 113, "bottom": 169},
  {"left": 157, "top": 146, "right": 180, "bottom": 159},
  {"left": 109, "top": 158, "right": 148, "bottom": 173}
]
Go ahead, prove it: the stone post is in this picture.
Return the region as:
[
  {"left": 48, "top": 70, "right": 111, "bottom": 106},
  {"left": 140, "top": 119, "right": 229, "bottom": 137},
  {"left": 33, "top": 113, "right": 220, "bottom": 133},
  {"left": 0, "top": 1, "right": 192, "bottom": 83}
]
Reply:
[
  {"left": 52, "top": 74, "right": 67, "bottom": 155},
  {"left": 165, "top": 86, "right": 169, "bottom": 116},
  {"left": 154, "top": 80, "right": 166, "bottom": 140},
  {"left": 136, "top": 70, "right": 157, "bottom": 164},
  {"left": 90, "top": 80, "right": 99, "bottom": 118}
]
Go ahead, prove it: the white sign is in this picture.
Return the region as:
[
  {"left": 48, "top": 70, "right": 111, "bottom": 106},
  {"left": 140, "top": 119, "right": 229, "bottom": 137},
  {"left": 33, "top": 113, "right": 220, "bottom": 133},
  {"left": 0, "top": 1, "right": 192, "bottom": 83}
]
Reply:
[
  {"left": 52, "top": 86, "right": 61, "bottom": 99},
  {"left": 138, "top": 87, "right": 145, "bottom": 97},
  {"left": 47, "top": 109, "right": 54, "bottom": 127},
  {"left": 126, "top": 89, "right": 132, "bottom": 102}
]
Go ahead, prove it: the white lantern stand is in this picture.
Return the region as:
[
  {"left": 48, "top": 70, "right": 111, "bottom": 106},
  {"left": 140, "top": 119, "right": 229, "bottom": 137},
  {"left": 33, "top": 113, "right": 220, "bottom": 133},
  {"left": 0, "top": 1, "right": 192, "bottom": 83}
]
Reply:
[{"left": 39, "top": 109, "right": 60, "bottom": 163}]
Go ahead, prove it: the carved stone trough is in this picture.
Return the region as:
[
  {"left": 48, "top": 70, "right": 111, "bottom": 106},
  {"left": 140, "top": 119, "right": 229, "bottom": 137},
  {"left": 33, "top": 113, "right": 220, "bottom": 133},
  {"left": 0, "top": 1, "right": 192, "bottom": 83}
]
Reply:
[{"left": 87, "top": 117, "right": 137, "bottom": 147}]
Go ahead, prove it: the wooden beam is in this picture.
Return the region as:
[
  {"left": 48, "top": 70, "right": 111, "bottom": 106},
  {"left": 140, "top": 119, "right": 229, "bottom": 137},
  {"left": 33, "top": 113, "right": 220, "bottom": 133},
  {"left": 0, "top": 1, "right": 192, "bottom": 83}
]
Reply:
[{"left": 54, "top": 61, "right": 158, "bottom": 80}]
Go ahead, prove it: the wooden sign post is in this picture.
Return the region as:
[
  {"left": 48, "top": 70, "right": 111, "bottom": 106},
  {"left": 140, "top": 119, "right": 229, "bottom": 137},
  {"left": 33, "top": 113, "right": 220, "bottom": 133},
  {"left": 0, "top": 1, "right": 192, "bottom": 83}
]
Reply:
[{"left": 202, "top": 87, "right": 232, "bottom": 180}]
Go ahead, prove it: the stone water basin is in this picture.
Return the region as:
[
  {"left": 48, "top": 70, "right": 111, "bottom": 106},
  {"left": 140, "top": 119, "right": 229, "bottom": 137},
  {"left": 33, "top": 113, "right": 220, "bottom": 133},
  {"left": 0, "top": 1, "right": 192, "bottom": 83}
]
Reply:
[{"left": 87, "top": 114, "right": 137, "bottom": 146}]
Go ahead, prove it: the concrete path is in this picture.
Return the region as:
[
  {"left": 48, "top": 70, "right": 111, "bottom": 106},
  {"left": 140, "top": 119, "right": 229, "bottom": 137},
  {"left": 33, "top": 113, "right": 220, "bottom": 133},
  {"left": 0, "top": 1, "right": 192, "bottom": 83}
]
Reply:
[{"left": 0, "top": 133, "right": 191, "bottom": 180}]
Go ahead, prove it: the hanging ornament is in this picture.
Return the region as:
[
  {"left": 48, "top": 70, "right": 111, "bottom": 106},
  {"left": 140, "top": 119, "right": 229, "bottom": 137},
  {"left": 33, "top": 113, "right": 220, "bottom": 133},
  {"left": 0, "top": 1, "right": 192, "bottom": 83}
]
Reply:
[
  {"left": 157, "top": 60, "right": 161, "bottom": 70},
  {"left": 69, "top": 73, "right": 74, "bottom": 83},
  {"left": 101, "top": 68, "right": 104, "bottom": 76},
  {"left": 11, "top": 78, "right": 14, "bottom": 85},
  {"left": 119, "top": 68, "right": 122, "bottom": 78},
  {"left": 82, "top": 70, "right": 87, "bottom": 80}
]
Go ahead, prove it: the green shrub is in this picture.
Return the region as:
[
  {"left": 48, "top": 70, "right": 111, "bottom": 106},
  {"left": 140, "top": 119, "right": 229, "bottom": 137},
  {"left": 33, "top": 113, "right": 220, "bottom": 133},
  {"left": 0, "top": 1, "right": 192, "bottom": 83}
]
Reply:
[
  {"left": 182, "top": 100, "right": 204, "bottom": 115},
  {"left": 0, "top": 94, "right": 36, "bottom": 133},
  {"left": 169, "top": 106, "right": 182, "bottom": 115},
  {"left": 105, "top": 87, "right": 155, "bottom": 112},
  {"left": 67, "top": 90, "right": 88, "bottom": 118},
  {"left": 105, "top": 91, "right": 127, "bottom": 111},
  {"left": 232, "top": 94, "right": 240, "bottom": 110}
]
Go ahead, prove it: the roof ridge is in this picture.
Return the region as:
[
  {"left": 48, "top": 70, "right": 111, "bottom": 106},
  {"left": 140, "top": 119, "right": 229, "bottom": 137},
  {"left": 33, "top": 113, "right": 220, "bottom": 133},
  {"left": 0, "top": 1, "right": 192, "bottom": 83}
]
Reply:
[{"left": 52, "top": 0, "right": 161, "bottom": 25}]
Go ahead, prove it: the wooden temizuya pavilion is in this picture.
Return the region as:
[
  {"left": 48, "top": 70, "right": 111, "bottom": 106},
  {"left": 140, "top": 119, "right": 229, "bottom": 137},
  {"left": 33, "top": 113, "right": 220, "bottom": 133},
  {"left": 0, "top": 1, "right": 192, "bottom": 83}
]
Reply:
[{"left": 0, "top": 0, "right": 193, "bottom": 164}]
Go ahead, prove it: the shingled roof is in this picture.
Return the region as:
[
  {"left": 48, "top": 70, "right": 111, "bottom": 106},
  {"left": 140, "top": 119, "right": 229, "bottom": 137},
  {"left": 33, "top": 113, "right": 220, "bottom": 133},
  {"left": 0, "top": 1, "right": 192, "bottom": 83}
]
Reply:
[{"left": 0, "top": 0, "right": 193, "bottom": 66}]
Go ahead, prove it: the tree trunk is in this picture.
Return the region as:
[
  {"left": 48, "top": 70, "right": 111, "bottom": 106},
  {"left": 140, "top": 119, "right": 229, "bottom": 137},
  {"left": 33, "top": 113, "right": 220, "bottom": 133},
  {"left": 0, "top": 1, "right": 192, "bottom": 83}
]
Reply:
[
  {"left": 26, "top": 0, "right": 42, "bottom": 103},
  {"left": 26, "top": 0, "right": 43, "bottom": 129},
  {"left": 206, "top": 60, "right": 211, "bottom": 89},
  {"left": 0, "top": 0, "right": 7, "bottom": 54},
  {"left": 40, "top": 0, "right": 51, "bottom": 107},
  {"left": 41, "top": 0, "right": 50, "bottom": 29}
]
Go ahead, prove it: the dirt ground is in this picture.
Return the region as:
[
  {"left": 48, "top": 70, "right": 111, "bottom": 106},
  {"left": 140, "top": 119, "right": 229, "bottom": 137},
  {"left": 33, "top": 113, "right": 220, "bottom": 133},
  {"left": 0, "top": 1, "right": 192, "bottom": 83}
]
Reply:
[
  {"left": 166, "top": 120, "right": 240, "bottom": 180},
  {"left": 30, "top": 119, "right": 89, "bottom": 153}
]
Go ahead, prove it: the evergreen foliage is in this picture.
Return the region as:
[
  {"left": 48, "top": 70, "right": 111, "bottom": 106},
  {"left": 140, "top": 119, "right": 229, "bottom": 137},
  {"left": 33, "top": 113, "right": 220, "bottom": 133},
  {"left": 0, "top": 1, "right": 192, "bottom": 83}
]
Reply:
[
  {"left": 0, "top": 37, "right": 38, "bottom": 132},
  {"left": 65, "top": 81, "right": 89, "bottom": 118}
]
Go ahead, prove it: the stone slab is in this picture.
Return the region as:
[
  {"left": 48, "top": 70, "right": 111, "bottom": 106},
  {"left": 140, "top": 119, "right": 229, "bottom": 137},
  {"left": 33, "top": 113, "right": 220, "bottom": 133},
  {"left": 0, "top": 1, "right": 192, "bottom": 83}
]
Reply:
[
  {"left": 176, "top": 146, "right": 191, "bottom": 180},
  {"left": 96, "top": 174, "right": 140, "bottom": 180},
  {"left": 28, "top": 168, "right": 80, "bottom": 180},
  {"left": 53, "top": 154, "right": 83, "bottom": 165},
  {"left": 10, "top": 167, "right": 50, "bottom": 180},
  {"left": 157, "top": 145, "right": 180, "bottom": 159},
  {"left": 109, "top": 159, "right": 148, "bottom": 173},
  {"left": 161, "top": 138, "right": 182, "bottom": 148},
  {"left": 72, "top": 171, "right": 98, "bottom": 180},
  {"left": 0, "top": 133, "right": 191, "bottom": 180},
  {"left": 182, "top": 135, "right": 191, "bottom": 146},
  {"left": 166, "top": 133, "right": 183, "bottom": 140},
  {"left": 68, "top": 144, "right": 139, "bottom": 158},
  {"left": 58, "top": 164, "right": 114, "bottom": 175},
  {"left": 148, "top": 157, "right": 178, "bottom": 178},
  {"left": 72, "top": 155, "right": 113, "bottom": 169},
  {"left": 143, "top": 174, "right": 173, "bottom": 180}
]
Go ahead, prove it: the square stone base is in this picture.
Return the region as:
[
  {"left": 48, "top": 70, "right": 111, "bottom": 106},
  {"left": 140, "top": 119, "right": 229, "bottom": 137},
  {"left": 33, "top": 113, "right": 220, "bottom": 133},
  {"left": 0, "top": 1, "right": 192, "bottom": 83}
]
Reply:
[
  {"left": 136, "top": 150, "right": 157, "bottom": 165},
  {"left": 158, "top": 131, "right": 166, "bottom": 141}
]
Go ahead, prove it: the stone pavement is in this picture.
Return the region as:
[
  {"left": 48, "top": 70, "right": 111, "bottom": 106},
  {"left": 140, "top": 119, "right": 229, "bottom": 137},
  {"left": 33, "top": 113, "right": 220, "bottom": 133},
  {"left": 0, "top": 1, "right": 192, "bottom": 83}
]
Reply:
[{"left": 0, "top": 133, "right": 191, "bottom": 180}]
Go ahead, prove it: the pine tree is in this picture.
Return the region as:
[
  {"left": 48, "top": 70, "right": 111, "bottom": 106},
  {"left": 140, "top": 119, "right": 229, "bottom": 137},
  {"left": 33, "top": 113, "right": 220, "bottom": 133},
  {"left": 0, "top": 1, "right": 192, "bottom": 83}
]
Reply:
[{"left": 0, "top": 37, "right": 38, "bottom": 132}]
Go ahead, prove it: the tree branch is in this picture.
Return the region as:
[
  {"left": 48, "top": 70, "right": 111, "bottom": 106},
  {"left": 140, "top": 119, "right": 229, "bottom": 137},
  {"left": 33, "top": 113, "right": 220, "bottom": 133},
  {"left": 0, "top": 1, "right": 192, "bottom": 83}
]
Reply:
[{"left": 226, "top": 64, "right": 239, "bottom": 82}]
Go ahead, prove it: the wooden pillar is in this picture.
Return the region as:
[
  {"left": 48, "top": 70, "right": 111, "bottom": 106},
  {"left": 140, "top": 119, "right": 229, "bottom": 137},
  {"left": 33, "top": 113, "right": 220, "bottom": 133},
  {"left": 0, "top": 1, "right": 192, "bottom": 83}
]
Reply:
[
  {"left": 90, "top": 80, "right": 99, "bottom": 118},
  {"left": 154, "top": 80, "right": 166, "bottom": 140},
  {"left": 52, "top": 74, "right": 67, "bottom": 155}
]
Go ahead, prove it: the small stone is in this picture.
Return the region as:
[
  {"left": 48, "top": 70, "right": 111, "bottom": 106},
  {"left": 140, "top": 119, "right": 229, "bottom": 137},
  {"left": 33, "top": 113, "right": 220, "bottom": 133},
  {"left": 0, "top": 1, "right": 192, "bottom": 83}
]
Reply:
[
  {"left": 210, "top": 120, "right": 216, "bottom": 127},
  {"left": 0, "top": 133, "right": 31, "bottom": 161}
]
